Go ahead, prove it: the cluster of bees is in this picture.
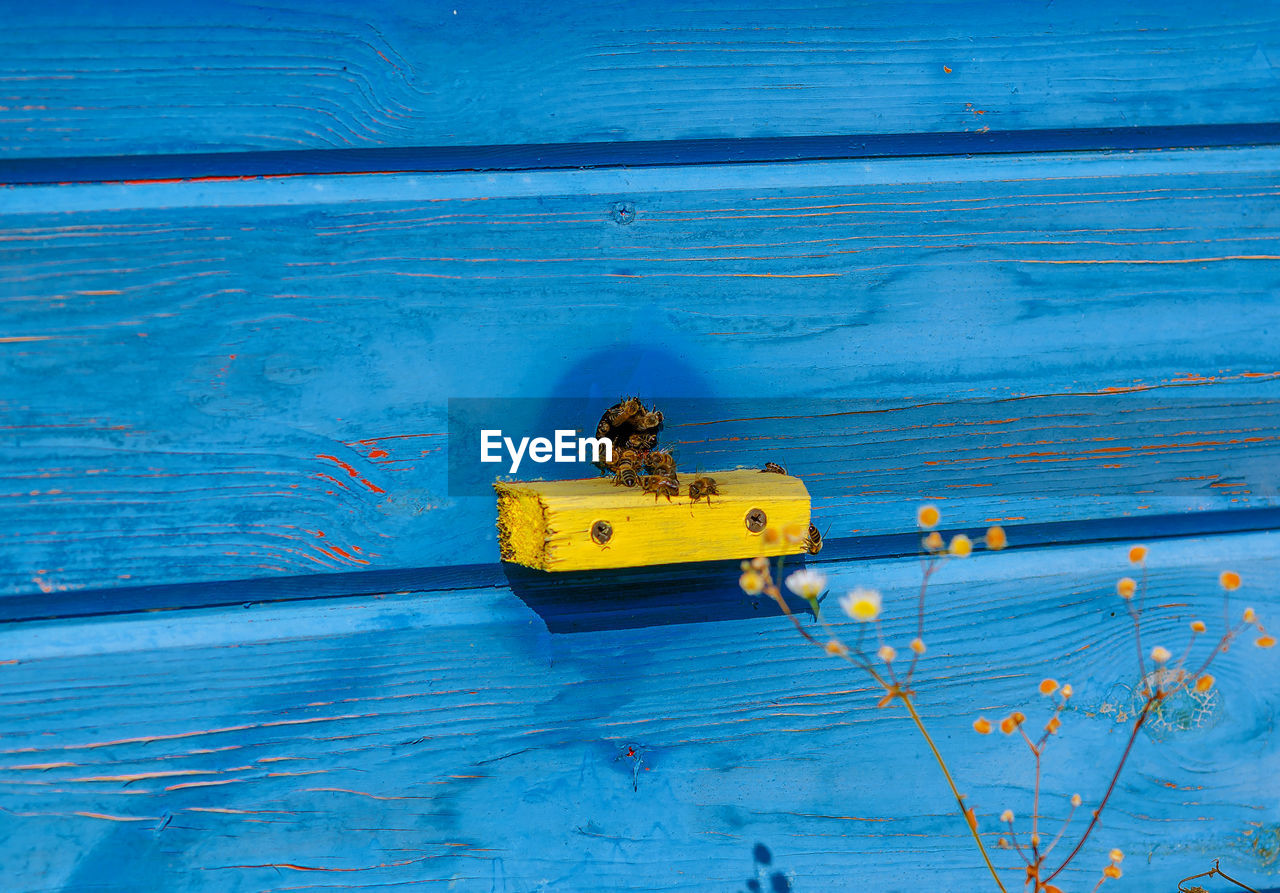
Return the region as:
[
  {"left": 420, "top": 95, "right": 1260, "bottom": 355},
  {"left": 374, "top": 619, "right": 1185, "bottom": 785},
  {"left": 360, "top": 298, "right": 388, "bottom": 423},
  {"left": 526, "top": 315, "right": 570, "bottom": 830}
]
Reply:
[
  {"left": 594, "top": 397, "right": 717, "bottom": 503},
  {"left": 593, "top": 399, "right": 822, "bottom": 554}
]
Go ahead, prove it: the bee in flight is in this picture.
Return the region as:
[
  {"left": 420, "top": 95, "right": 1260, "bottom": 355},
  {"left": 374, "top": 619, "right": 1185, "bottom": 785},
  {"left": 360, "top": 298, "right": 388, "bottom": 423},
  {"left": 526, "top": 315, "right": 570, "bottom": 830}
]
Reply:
[
  {"left": 761, "top": 462, "right": 787, "bottom": 475},
  {"left": 688, "top": 475, "right": 718, "bottom": 504},
  {"left": 803, "top": 523, "right": 824, "bottom": 555}
]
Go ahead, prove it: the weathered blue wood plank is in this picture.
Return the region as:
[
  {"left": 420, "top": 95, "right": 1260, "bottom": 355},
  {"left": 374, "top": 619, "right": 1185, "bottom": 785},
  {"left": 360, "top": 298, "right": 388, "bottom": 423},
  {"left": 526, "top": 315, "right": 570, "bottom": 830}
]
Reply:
[
  {"left": 3, "top": 148, "right": 1280, "bottom": 598},
  {"left": 0, "top": 533, "right": 1277, "bottom": 891},
  {"left": 3, "top": 1, "right": 1280, "bottom": 159}
]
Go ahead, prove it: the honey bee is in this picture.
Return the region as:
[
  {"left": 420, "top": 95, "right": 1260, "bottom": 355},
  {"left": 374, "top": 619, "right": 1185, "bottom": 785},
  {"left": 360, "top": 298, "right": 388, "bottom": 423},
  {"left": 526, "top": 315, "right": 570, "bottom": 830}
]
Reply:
[
  {"left": 761, "top": 462, "right": 787, "bottom": 475},
  {"left": 644, "top": 448, "right": 677, "bottom": 477},
  {"left": 639, "top": 474, "right": 680, "bottom": 502},
  {"left": 803, "top": 523, "right": 823, "bottom": 555},
  {"left": 613, "top": 462, "right": 640, "bottom": 488},
  {"left": 626, "top": 432, "right": 658, "bottom": 451},
  {"left": 688, "top": 475, "right": 718, "bottom": 504},
  {"left": 608, "top": 396, "right": 644, "bottom": 427},
  {"left": 635, "top": 407, "right": 663, "bottom": 431}
]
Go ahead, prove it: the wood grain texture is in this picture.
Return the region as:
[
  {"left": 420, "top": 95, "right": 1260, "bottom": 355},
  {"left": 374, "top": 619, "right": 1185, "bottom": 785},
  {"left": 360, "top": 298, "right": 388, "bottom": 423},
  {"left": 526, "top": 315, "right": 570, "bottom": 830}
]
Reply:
[
  {"left": 0, "top": 533, "right": 1277, "bottom": 891},
  {"left": 3, "top": 1, "right": 1280, "bottom": 159},
  {"left": 3, "top": 148, "right": 1280, "bottom": 597}
]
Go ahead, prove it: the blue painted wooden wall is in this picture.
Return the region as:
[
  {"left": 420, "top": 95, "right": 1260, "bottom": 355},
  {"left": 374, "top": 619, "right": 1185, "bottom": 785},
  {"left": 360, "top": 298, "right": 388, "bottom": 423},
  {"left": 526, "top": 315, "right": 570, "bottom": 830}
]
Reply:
[{"left": 2, "top": 2, "right": 1279, "bottom": 890}]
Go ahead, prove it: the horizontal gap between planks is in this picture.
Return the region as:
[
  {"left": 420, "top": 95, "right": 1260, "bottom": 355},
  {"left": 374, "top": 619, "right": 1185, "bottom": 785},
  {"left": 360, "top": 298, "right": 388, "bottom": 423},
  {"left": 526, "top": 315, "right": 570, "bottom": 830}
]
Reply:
[
  {"left": 4, "top": 507, "right": 1279, "bottom": 627},
  {"left": 5, "top": 142, "right": 1280, "bottom": 216},
  {"left": 2, "top": 122, "right": 1280, "bottom": 187}
]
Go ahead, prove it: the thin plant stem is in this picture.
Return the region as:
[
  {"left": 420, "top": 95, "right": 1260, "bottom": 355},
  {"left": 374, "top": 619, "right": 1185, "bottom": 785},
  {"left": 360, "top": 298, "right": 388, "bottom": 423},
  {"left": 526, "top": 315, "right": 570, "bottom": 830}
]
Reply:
[
  {"left": 1044, "top": 700, "right": 1153, "bottom": 883},
  {"left": 1178, "top": 859, "right": 1261, "bottom": 893},
  {"left": 898, "top": 692, "right": 1010, "bottom": 893}
]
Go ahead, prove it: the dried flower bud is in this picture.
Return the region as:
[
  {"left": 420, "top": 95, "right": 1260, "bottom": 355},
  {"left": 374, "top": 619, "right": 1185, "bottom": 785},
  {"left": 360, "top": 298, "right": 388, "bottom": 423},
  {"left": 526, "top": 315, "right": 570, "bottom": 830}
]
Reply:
[
  {"left": 1117, "top": 577, "right": 1137, "bottom": 599},
  {"left": 1030, "top": 833, "right": 1040, "bottom": 848},
  {"left": 1220, "top": 571, "right": 1242, "bottom": 591},
  {"left": 1109, "top": 849, "right": 1124, "bottom": 864},
  {"left": 1244, "top": 607, "right": 1257, "bottom": 624},
  {"left": 1150, "top": 645, "right": 1172, "bottom": 664},
  {"left": 824, "top": 640, "right": 849, "bottom": 657},
  {"left": 1039, "top": 678, "right": 1059, "bottom": 696},
  {"left": 878, "top": 645, "right": 897, "bottom": 663},
  {"left": 1045, "top": 716, "right": 1062, "bottom": 734},
  {"left": 923, "top": 531, "right": 944, "bottom": 551},
  {"left": 1190, "top": 620, "right": 1207, "bottom": 633},
  {"left": 751, "top": 556, "right": 769, "bottom": 571},
  {"left": 997, "top": 837, "right": 1011, "bottom": 849},
  {"left": 910, "top": 637, "right": 926, "bottom": 655},
  {"left": 1000, "top": 809, "right": 1014, "bottom": 823},
  {"left": 1060, "top": 684, "right": 1073, "bottom": 699},
  {"left": 1070, "top": 793, "right": 1082, "bottom": 807},
  {"left": 917, "top": 504, "right": 941, "bottom": 529},
  {"left": 1104, "top": 864, "right": 1123, "bottom": 879},
  {"left": 1195, "top": 675, "right": 1215, "bottom": 692},
  {"left": 1128, "top": 545, "right": 1147, "bottom": 563},
  {"left": 986, "top": 526, "right": 1007, "bottom": 550},
  {"left": 1258, "top": 635, "right": 1277, "bottom": 649},
  {"left": 965, "top": 806, "right": 977, "bottom": 831},
  {"left": 973, "top": 717, "right": 993, "bottom": 734}
]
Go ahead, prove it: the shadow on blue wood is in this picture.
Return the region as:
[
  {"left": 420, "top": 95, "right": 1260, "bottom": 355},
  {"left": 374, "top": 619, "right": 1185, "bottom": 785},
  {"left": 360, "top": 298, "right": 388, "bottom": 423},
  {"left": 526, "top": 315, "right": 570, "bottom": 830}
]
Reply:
[{"left": 501, "top": 559, "right": 814, "bottom": 635}]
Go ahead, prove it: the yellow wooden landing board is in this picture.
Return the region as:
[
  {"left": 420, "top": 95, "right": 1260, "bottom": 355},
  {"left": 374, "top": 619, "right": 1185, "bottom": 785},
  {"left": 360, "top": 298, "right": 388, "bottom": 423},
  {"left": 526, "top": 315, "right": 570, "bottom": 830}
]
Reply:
[{"left": 494, "top": 470, "right": 811, "bottom": 571}]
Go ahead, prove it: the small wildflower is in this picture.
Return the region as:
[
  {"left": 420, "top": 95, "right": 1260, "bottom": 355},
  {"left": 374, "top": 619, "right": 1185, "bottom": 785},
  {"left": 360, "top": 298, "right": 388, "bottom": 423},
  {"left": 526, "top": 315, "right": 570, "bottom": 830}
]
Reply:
[
  {"left": 878, "top": 645, "right": 897, "bottom": 663},
  {"left": 923, "top": 531, "right": 944, "bottom": 551},
  {"left": 1128, "top": 545, "right": 1147, "bottom": 563},
  {"left": 1109, "top": 849, "right": 1124, "bottom": 864},
  {"left": 997, "top": 837, "right": 1011, "bottom": 850},
  {"left": 910, "top": 637, "right": 926, "bottom": 655},
  {"left": 1150, "top": 645, "right": 1172, "bottom": 664},
  {"left": 1000, "top": 809, "right": 1014, "bottom": 824},
  {"left": 824, "top": 639, "right": 849, "bottom": 658},
  {"left": 917, "top": 504, "right": 941, "bottom": 529},
  {"left": 1030, "top": 833, "right": 1040, "bottom": 848},
  {"left": 1012, "top": 711, "right": 1026, "bottom": 725},
  {"left": 1258, "top": 635, "right": 1277, "bottom": 649},
  {"left": 1045, "top": 716, "right": 1062, "bottom": 734},
  {"left": 1071, "top": 793, "right": 1082, "bottom": 807},
  {"left": 986, "top": 525, "right": 1007, "bottom": 550},
  {"left": 1117, "top": 577, "right": 1137, "bottom": 599},
  {"left": 785, "top": 569, "right": 826, "bottom": 600},
  {"left": 1060, "top": 683, "right": 1073, "bottom": 699},
  {"left": 1103, "top": 864, "right": 1123, "bottom": 879},
  {"left": 1195, "top": 675, "right": 1215, "bottom": 692},
  {"left": 973, "top": 717, "right": 993, "bottom": 734},
  {"left": 1220, "top": 571, "right": 1242, "bottom": 591},
  {"left": 762, "top": 527, "right": 780, "bottom": 545},
  {"left": 740, "top": 560, "right": 751, "bottom": 572},
  {"left": 949, "top": 534, "right": 973, "bottom": 557},
  {"left": 1191, "top": 620, "right": 1207, "bottom": 633},
  {"left": 1039, "top": 678, "right": 1059, "bottom": 696},
  {"left": 739, "top": 571, "right": 765, "bottom": 595},
  {"left": 751, "top": 556, "right": 769, "bottom": 572},
  {"left": 1244, "top": 607, "right": 1257, "bottom": 624},
  {"left": 839, "top": 587, "right": 882, "bottom": 622},
  {"left": 782, "top": 523, "right": 807, "bottom": 545}
]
